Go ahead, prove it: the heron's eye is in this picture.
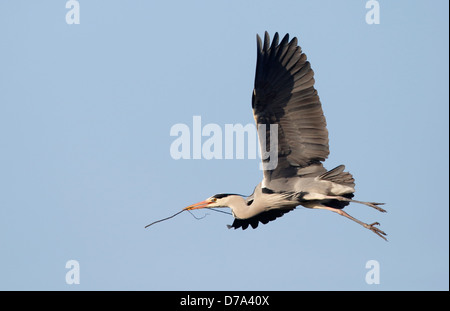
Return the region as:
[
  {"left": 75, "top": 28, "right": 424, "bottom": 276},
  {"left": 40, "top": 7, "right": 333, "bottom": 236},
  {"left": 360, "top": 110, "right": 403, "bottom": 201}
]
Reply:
[{"left": 211, "top": 198, "right": 217, "bottom": 202}]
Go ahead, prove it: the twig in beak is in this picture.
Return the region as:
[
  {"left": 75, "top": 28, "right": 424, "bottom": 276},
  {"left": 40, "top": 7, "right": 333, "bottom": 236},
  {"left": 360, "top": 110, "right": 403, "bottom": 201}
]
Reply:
[{"left": 144, "top": 209, "right": 185, "bottom": 228}]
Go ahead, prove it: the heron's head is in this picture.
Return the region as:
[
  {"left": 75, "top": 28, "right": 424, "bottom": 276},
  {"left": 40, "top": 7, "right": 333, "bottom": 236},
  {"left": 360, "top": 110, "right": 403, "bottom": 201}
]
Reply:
[{"left": 183, "top": 193, "right": 240, "bottom": 210}]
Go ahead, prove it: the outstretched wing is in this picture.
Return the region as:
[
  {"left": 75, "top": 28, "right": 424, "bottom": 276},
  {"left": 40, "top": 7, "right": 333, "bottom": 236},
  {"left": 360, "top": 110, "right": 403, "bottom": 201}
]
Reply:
[{"left": 253, "top": 32, "right": 329, "bottom": 181}]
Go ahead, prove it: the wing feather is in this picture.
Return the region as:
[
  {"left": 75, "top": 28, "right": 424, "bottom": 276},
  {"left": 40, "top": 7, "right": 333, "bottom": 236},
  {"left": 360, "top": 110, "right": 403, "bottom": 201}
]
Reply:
[
  {"left": 227, "top": 208, "right": 294, "bottom": 230},
  {"left": 253, "top": 32, "right": 329, "bottom": 180}
]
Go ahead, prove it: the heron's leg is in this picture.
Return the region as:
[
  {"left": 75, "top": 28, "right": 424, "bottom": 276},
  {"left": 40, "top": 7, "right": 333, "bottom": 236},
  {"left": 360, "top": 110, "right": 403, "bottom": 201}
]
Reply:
[
  {"left": 315, "top": 205, "right": 388, "bottom": 241},
  {"left": 323, "top": 196, "right": 386, "bottom": 213}
]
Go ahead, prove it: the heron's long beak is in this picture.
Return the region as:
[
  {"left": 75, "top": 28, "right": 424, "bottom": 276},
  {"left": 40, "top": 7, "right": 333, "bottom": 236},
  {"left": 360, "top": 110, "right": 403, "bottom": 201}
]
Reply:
[{"left": 183, "top": 200, "right": 212, "bottom": 211}]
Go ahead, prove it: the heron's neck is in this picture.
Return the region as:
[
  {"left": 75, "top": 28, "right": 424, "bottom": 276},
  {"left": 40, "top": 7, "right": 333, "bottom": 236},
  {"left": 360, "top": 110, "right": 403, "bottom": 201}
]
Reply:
[{"left": 225, "top": 195, "right": 259, "bottom": 219}]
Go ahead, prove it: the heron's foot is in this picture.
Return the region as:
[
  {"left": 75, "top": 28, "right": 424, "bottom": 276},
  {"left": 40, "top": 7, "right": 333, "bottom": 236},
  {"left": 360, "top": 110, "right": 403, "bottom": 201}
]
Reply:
[
  {"left": 367, "top": 202, "right": 387, "bottom": 213},
  {"left": 364, "top": 222, "right": 387, "bottom": 241}
]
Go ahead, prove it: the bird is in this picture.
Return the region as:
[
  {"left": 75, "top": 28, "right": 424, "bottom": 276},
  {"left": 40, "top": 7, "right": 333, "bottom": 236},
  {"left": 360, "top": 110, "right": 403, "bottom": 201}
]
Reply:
[{"left": 154, "top": 32, "right": 387, "bottom": 240}]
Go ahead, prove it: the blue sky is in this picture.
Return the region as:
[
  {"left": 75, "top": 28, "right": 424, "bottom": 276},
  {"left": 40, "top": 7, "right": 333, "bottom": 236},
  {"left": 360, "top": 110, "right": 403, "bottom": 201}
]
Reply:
[{"left": 0, "top": 1, "right": 448, "bottom": 290}]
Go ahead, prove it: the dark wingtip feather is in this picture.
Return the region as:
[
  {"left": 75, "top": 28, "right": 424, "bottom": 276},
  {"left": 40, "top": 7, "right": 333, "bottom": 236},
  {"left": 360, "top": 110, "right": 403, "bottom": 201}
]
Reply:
[
  {"left": 256, "top": 33, "right": 262, "bottom": 53},
  {"left": 290, "top": 36, "right": 298, "bottom": 47},
  {"left": 263, "top": 31, "right": 270, "bottom": 52},
  {"left": 270, "top": 32, "right": 279, "bottom": 50},
  {"left": 280, "top": 33, "right": 290, "bottom": 46}
]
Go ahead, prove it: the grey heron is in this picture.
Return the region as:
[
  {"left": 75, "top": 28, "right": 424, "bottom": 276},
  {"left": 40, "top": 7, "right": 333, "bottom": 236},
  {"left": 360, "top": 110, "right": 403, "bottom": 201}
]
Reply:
[{"left": 147, "top": 32, "right": 387, "bottom": 240}]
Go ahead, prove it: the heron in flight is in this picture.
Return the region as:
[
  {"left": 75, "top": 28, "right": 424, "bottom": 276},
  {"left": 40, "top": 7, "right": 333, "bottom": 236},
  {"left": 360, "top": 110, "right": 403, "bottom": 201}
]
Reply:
[{"left": 147, "top": 32, "right": 387, "bottom": 240}]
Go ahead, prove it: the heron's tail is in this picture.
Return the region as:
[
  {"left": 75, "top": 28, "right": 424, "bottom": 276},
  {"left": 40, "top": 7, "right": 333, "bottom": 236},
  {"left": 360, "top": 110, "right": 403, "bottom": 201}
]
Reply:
[{"left": 318, "top": 165, "right": 355, "bottom": 188}]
